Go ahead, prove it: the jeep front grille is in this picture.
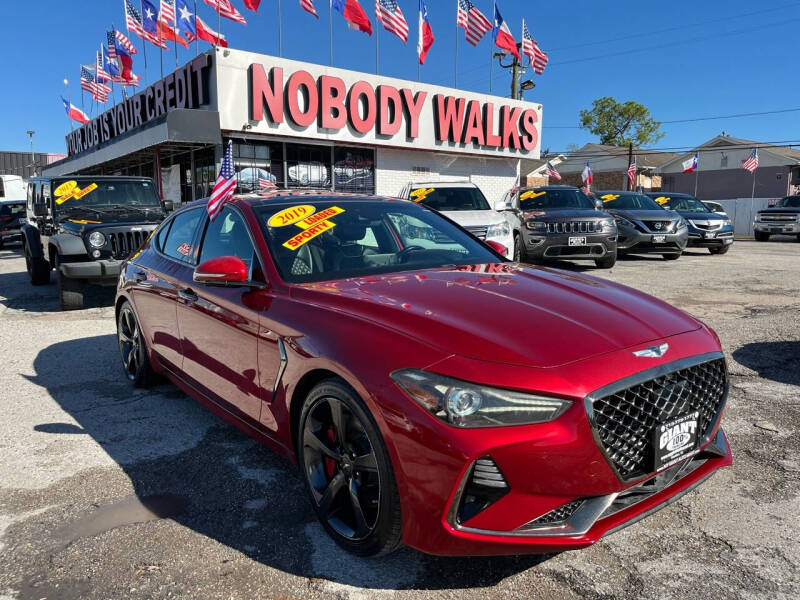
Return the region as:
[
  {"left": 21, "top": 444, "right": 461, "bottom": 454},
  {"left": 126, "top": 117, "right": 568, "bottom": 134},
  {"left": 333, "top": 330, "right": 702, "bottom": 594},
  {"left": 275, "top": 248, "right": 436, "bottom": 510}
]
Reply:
[
  {"left": 588, "top": 358, "right": 727, "bottom": 480},
  {"left": 108, "top": 230, "right": 147, "bottom": 260},
  {"left": 546, "top": 221, "right": 598, "bottom": 234}
]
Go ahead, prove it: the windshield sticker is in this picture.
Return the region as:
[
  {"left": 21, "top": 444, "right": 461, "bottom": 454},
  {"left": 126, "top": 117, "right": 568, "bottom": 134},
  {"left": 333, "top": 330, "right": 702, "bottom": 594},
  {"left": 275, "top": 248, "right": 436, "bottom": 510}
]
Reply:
[
  {"left": 601, "top": 194, "right": 620, "bottom": 202},
  {"left": 520, "top": 190, "right": 546, "bottom": 201},
  {"left": 68, "top": 219, "right": 101, "bottom": 224},
  {"left": 410, "top": 188, "right": 435, "bottom": 203},
  {"left": 268, "top": 205, "right": 316, "bottom": 227},
  {"left": 55, "top": 181, "right": 98, "bottom": 205},
  {"left": 296, "top": 206, "right": 345, "bottom": 230},
  {"left": 654, "top": 196, "right": 670, "bottom": 205},
  {"left": 176, "top": 243, "right": 192, "bottom": 256},
  {"left": 283, "top": 219, "right": 336, "bottom": 250}
]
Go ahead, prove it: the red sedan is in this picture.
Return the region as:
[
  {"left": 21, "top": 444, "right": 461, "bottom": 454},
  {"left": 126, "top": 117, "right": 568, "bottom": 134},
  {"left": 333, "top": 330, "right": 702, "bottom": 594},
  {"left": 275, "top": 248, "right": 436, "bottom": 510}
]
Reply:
[{"left": 115, "top": 192, "right": 731, "bottom": 557}]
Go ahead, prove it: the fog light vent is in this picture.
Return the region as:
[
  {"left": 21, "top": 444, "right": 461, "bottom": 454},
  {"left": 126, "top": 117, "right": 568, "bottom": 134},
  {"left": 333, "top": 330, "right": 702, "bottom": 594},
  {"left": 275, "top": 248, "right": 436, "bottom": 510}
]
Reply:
[
  {"left": 530, "top": 500, "right": 584, "bottom": 525},
  {"left": 472, "top": 457, "right": 508, "bottom": 489}
]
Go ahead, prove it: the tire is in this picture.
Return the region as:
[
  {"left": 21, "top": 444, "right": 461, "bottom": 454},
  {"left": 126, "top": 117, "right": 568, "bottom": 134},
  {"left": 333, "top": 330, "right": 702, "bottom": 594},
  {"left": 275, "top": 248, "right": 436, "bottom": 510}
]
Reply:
[
  {"left": 24, "top": 242, "right": 50, "bottom": 285},
  {"left": 57, "top": 268, "right": 85, "bottom": 311},
  {"left": 298, "top": 379, "right": 402, "bottom": 557},
  {"left": 754, "top": 231, "right": 770, "bottom": 242},
  {"left": 709, "top": 245, "right": 730, "bottom": 255},
  {"left": 512, "top": 234, "right": 522, "bottom": 262},
  {"left": 595, "top": 251, "right": 617, "bottom": 269},
  {"left": 663, "top": 253, "right": 681, "bottom": 260},
  {"left": 117, "top": 300, "right": 157, "bottom": 387},
  {"left": 0, "top": 239, "right": 4, "bottom": 250}
]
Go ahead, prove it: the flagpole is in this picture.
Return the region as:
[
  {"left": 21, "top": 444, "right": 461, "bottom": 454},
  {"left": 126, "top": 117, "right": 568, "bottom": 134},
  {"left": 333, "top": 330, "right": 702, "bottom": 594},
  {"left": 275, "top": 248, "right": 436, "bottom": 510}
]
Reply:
[
  {"left": 217, "top": 4, "right": 221, "bottom": 49},
  {"left": 454, "top": 1, "right": 459, "bottom": 87},
  {"left": 375, "top": 17, "right": 379, "bottom": 75},
  {"left": 278, "top": 0, "right": 283, "bottom": 57},
  {"left": 194, "top": 0, "right": 199, "bottom": 56},
  {"left": 329, "top": 0, "right": 333, "bottom": 66},
  {"left": 694, "top": 160, "right": 699, "bottom": 196},
  {"left": 173, "top": 2, "right": 179, "bottom": 71},
  {"left": 751, "top": 169, "right": 756, "bottom": 200},
  {"left": 64, "top": 78, "right": 74, "bottom": 132},
  {"left": 489, "top": 0, "right": 495, "bottom": 94}
]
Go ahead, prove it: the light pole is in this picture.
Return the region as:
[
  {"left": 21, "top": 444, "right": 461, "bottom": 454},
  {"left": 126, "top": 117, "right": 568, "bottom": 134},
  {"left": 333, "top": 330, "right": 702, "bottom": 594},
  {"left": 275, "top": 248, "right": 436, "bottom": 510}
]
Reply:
[
  {"left": 26, "top": 130, "right": 36, "bottom": 176},
  {"left": 63, "top": 78, "right": 73, "bottom": 132},
  {"left": 494, "top": 43, "right": 528, "bottom": 100}
]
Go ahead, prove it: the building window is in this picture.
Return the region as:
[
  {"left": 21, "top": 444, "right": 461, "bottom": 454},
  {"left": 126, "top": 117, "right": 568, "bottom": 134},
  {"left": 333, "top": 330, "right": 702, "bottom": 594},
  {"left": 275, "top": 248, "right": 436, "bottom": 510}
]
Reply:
[
  {"left": 286, "top": 143, "right": 331, "bottom": 189},
  {"left": 230, "top": 139, "right": 284, "bottom": 193},
  {"left": 333, "top": 146, "right": 375, "bottom": 194},
  {"left": 720, "top": 153, "right": 728, "bottom": 168}
]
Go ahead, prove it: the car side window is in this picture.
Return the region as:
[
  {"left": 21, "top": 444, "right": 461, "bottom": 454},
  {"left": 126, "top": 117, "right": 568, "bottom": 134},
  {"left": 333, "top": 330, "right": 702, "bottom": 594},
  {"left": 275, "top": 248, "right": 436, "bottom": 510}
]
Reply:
[
  {"left": 161, "top": 209, "right": 202, "bottom": 263},
  {"left": 199, "top": 207, "right": 264, "bottom": 282},
  {"left": 0, "top": 178, "right": 5, "bottom": 198}
]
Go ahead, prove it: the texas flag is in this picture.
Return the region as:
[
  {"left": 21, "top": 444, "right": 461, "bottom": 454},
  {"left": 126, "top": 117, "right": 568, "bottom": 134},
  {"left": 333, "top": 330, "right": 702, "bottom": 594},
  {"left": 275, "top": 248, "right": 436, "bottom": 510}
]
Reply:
[
  {"left": 493, "top": 4, "right": 520, "bottom": 61},
  {"left": 190, "top": 15, "right": 228, "bottom": 47},
  {"left": 332, "top": 0, "right": 372, "bottom": 35},
  {"left": 417, "top": 0, "right": 434, "bottom": 65},
  {"left": 682, "top": 152, "right": 699, "bottom": 173},
  {"left": 62, "top": 96, "right": 89, "bottom": 124},
  {"left": 582, "top": 161, "right": 593, "bottom": 187}
]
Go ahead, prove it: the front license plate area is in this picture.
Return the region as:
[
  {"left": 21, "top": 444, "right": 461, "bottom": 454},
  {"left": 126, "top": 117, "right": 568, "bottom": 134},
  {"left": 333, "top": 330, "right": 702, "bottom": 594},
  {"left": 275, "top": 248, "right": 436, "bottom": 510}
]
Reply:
[
  {"left": 705, "top": 231, "right": 716, "bottom": 239},
  {"left": 652, "top": 235, "right": 666, "bottom": 243},
  {"left": 569, "top": 236, "right": 586, "bottom": 246},
  {"left": 653, "top": 411, "right": 700, "bottom": 470}
]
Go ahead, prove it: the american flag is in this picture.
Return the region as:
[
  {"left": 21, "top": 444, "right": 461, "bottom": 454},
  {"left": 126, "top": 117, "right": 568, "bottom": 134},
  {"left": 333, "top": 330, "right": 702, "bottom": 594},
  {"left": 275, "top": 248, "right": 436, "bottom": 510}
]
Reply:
[
  {"left": 259, "top": 172, "right": 277, "bottom": 191},
  {"left": 456, "top": 0, "right": 492, "bottom": 46},
  {"left": 376, "top": 0, "right": 409, "bottom": 43},
  {"left": 521, "top": 21, "right": 548, "bottom": 74},
  {"left": 208, "top": 141, "right": 237, "bottom": 221},
  {"left": 96, "top": 50, "right": 112, "bottom": 83},
  {"left": 116, "top": 29, "right": 138, "bottom": 54},
  {"left": 545, "top": 161, "right": 561, "bottom": 181},
  {"left": 107, "top": 30, "right": 118, "bottom": 60},
  {"left": 160, "top": 0, "right": 177, "bottom": 24},
  {"left": 742, "top": 148, "right": 759, "bottom": 173},
  {"left": 80, "top": 66, "right": 111, "bottom": 101},
  {"left": 299, "top": 0, "right": 318, "bottom": 18},
  {"left": 204, "top": 0, "right": 248, "bottom": 25},
  {"left": 125, "top": 0, "right": 146, "bottom": 37},
  {"left": 627, "top": 156, "right": 637, "bottom": 186}
]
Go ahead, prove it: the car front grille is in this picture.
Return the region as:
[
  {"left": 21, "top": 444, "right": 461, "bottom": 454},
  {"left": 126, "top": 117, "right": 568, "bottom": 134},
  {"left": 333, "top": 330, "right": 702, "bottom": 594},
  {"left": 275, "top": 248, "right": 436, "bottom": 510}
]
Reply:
[
  {"left": 689, "top": 221, "right": 722, "bottom": 231},
  {"left": 642, "top": 220, "right": 674, "bottom": 233},
  {"left": 588, "top": 358, "right": 727, "bottom": 480},
  {"left": 546, "top": 221, "right": 598, "bottom": 234},
  {"left": 529, "top": 500, "right": 584, "bottom": 525},
  {"left": 108, "top": 230, "right": 148, "bottom": 260},
  {"left": 758, "top": 213, "right": 797, "bottom": 222},
  {"left": 465, "top": 225, "right": 488, "bottom": 240}
]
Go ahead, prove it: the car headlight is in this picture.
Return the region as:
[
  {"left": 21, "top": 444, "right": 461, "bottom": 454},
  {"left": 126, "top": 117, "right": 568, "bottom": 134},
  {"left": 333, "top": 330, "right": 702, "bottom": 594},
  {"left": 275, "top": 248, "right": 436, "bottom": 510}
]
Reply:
[
  {"left": 600, "top": 218, "right": 616, "bottom": 231},
  {"left": 525, "top": 220, "right": 546, "bottom": 231},
  {"left": 614, "top": 216, "right": 635, "bottom": 229},
  {"left": 391, "top": 369, "right": 571, "bottom": 428},
  {"left": 676, "top": 218, "right": 687, "bottom": 230},
  {"left": 88, "top": 231, "right": 106, "bottom": 248},
  {"left": 486, "top": 221, "right": 511, "bottom": 239}
]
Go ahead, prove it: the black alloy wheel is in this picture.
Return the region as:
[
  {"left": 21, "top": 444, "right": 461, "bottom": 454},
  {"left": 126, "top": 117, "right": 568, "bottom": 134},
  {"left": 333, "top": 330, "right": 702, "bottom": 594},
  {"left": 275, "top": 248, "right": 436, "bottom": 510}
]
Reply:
[
  {"left": 299, "top": 380, "right": 402, "bottom": 556},
  {"left": 117, "top": 301, "right": 156, "bottom": 387}
]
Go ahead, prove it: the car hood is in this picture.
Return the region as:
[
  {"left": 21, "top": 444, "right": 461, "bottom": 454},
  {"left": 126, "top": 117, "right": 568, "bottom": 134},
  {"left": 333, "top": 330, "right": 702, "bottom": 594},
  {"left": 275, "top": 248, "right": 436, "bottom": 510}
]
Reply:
[
  {"left": 678, "top": 211, "right": 726, "bottom": 221},
  {"left": 291, "top": 265, "right": 701, "bottom": 369},
  {"left": 440, "top": 210, "right": 505, "bottom": 227},
  {"left": 607, "top": 209, "right": 676, "bottom": 221},
  {"left": 758, "top": 207, "right": 800, "bottom": 214},
  {"left": 522, "top": 208, "right": 608, "bottom": 221}
]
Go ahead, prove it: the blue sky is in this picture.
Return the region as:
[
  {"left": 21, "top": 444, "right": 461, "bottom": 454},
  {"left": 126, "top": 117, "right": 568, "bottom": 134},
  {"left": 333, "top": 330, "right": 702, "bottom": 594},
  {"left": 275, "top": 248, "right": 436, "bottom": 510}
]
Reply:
[{"left": 2, "top": 0, "right": 799, "bottom": 155}]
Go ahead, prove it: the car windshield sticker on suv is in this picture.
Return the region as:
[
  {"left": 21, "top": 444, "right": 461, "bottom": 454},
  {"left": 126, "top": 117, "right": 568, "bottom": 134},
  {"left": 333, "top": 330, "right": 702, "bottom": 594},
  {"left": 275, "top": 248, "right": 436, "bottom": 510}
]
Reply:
[
  {"left": 268, "top": 205, "right": 317, "bottom": 227},
  {"left": 54, "top": 180, "right": 98, "bottom": 205},
  {"left": 601, "top": 194, "right": 621, "bottom": 202},
  {"left": 268, "top": 204, "right": 347, "bottom": 251},
  {"left": 520, "top": 190, "right": 546, "bottom": 201},
  {"left": 410, "top": 188, "right": 435, "bottom": 203},
  {"left": 654, "top": 196, "right": 670, "bottom": 205}
]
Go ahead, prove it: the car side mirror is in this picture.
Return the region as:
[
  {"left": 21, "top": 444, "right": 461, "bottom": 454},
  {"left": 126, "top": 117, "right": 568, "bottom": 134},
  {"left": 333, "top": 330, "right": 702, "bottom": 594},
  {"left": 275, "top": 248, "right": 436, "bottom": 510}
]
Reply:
[
  {"left": 594, "top": 200, "right": 603, "bottom": 210},
  {"left": 194, "top": 256, "right": 249, "bottom": 285},
  {"left": 494, "top": 200, "right": 514, "bottom": 212},
  {"left": 163, "top": 200, "right": 176, "bottom": 213},
  {"left": 33, "top": 202, "right": 48, "bottom": 217},
  {"left": 485, "top": 240, "right": 508, "bottom": 256}
]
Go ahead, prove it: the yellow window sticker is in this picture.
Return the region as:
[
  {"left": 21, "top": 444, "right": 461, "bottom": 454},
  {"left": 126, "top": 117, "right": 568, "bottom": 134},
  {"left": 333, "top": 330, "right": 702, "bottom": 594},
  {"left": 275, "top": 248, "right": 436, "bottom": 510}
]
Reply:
[
  {"left": 283, "top": 219, "right": 337, "bottom": 250},
  {"left": 601, "top": 194, "right": 620, "bottom": 202},
  {"left": 410, "top": 188, "right": 435, "bottom": 203},
  {"left": 55, "top": 181, "right": 98, "bottom": 204},
  {"left": 68, "top": 219, "right": 101, "bottom": 224},
  {"left": 268, "top": 205, "right": 316, "bottom": 227},
  {"left": 520, "top": 190, "right": 546, "bottom": 201},
  {"left": 654, "top": 196, "right": 670, "bottom": 205},
  {"left": 55, "top": 180, "right": 77, "bottom": 197},
  {"left": 296, "top": 206, "right": 345, "bottom": 230}
]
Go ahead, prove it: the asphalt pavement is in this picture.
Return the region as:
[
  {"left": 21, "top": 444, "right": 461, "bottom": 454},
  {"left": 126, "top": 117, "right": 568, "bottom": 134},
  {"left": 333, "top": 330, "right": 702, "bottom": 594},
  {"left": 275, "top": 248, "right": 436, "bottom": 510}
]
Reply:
[{"left": 0, "top": 239, "right": 798, "bottom": 599}]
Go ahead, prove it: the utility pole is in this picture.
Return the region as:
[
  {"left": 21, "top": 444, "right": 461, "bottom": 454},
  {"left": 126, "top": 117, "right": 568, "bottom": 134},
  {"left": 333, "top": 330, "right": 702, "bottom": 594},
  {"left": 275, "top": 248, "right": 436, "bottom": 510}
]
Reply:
[
  {"left": 494, "top": 43, "right": 534, "bottom": 99},
  {"left": 27, "top": 130, "right": 36, "bottom": 176}
]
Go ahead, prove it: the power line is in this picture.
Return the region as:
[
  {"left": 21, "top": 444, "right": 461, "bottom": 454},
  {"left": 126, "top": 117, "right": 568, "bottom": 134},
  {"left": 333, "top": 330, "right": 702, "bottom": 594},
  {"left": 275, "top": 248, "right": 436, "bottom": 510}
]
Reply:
[
  {"left": 543, "top": 107, "right": 800, "bottom": 129},
  {"left": 542, "top": 140, "right": 800, "bottom": 160}
]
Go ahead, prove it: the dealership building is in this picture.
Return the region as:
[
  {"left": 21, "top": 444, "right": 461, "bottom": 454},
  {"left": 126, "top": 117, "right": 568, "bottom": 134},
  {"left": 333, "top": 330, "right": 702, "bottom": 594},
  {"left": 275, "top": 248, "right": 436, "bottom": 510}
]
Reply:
[{"left": 43, "top": 48, "right": 542, "bottom": 206}]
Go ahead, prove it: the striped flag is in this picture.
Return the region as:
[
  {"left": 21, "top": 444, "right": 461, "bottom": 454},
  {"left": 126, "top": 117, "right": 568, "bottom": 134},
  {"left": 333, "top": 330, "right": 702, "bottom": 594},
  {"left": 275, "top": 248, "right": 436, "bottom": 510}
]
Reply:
[
  {"left": 742, "top": 148, "right": 759, "bottom": 173},
  {"left": 208, "top": 141, "right": 237, "bottom": 221},
  {"left": 376, "top": 0, "right": 409, "bottom": 43},
  {"left": 259, "top": 172, "right": 278, "bottom": 191},
  {"left": 96, "top": 50, "right": 112, "bottom": 83},
  {"left": 299, "top": 0, "right": 318, "bottom": 17},
  {"left": 582, "top": 162, "right": 593, "bottom": 190},
  {"left": 204, "top": 0, "right": 248, "bottom": 25},
  {"left": 456, "top": 0, "right": 492, "bottom": 46},
  {"left": 124, "top": 0, "right": 146, "bottom": 37},
  {"left": 545, "top": 161, "right": 561, "bottom": 181},
  {"left": 186, "top": 15, "right": 229, "bottom": 47},
  {"left": 115, "top": 29, "right": 138, "bottom": 54},
  {"left": 521, "top": 20, "right": 548, "bottom": 74},
  {"left": 62, "top": 97, "right": 90, "bottom": 124},
  {"left": 627, "top": 156, "right": 637, "bottom": 186},
  {"left": 160, "top": 0, "right": 177, "bottom": 24},
  {"left": 80, "top": 66, "right": 111, "bottom": 101},
  {"left": 107, "top": 30, "right": 118, "bottom": 60}
]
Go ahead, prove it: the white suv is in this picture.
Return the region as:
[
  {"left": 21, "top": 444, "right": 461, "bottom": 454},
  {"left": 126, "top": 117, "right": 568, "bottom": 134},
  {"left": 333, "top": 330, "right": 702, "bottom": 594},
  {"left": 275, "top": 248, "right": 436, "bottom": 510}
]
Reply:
[{"left": 398, "top": 182, "right": 519, "bottom": 259}]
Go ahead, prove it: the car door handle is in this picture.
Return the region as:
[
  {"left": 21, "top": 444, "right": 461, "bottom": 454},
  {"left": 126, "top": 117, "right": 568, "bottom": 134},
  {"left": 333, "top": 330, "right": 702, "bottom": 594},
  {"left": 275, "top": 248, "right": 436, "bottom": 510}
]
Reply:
[{"left": 178, "top": 288, "right": 198, "bottom": 303}]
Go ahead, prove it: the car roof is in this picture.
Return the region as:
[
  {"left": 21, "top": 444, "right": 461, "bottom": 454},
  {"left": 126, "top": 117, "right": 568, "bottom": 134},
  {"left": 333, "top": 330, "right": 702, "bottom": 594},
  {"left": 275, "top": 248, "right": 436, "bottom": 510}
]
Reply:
[
  {"left": 408, "top": 181, "right": 477, "bottom": 188},
  {"left": 644, "top": 192, "right": 694, "bottom": 198},
  {"left": 522, "top": 185, "right": 580, "bottom": 191},
  {"left": 236, "top": 191, "right": 406, "bottom": 207},
  {"left": 596, "top": 190, "right": 645, "bottom": 195},
  {"left": 31, "top": 175, "right": 154, "bottom": 182}
]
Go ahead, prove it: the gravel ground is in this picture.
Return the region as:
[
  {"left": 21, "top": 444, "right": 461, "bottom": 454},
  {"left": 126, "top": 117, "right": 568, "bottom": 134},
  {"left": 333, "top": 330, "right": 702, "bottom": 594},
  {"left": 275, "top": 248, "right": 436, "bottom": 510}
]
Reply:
[{"left": 0, "top": 239, "right": 798, "bottom": 600}]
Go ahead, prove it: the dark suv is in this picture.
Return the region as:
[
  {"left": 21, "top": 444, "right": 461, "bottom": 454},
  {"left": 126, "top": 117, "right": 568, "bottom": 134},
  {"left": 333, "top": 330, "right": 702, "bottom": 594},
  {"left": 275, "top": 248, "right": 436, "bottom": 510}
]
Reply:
[
  {"left": 645, "top": 192, "right": 734, "bottom": 254},
  {"left": 22, "top": 176, "right": 166, "bottom": 310},
  {"left": 498, "top": 185, "right": 617, "bottom": 268},
  {"left": 0, "top": 200, "right": 26, "bottom": 249}
]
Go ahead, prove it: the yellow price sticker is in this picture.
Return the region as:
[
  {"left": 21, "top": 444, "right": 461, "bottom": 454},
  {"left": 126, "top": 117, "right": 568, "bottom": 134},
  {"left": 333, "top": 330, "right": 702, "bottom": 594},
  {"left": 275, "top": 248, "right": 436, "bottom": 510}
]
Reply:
[
  {"left": 654, "top": 196, "right": 670, "bottom": 205},
  {"left": 296, "top": 206, "right": 345, "bottom": 230},
  {"left": 283, "top": 219, "right": 336, "bottom": 251},
  {"left": 520, "top": 190, "right": 546, "bottom": 201},
  {"left": 54, "top": 180, "right": 77, "bottom": 197},
  {"left": 268, "top": 205, "right": 316, "bottom": 228},
  {"left": 68, "top": 219, "right": 101, "bottom": 224},
  {"left": 55, "top": 181, "right": 98, "bottom": 204},
  {"left": 601, "top": 194, "right": 620, "bottom": 202},
  {"left": 410, "top": 188, "right": 435, "bottom": 203}
]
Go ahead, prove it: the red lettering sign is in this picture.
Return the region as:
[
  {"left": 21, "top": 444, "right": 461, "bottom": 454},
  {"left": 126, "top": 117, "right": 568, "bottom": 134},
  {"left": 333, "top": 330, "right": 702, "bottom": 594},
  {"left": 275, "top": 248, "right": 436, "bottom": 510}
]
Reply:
[
  {"left": 378, "top": 85, "right": 402, "bottom": 136},
  {"left": 347, "top": 81, "right": 377, "bottom": 134},
  {"left": 319, "top": 75, "right": 347, "bottom": 130},
  {"left": 286, "top": 71, "right": 318, "bottom": 127}
]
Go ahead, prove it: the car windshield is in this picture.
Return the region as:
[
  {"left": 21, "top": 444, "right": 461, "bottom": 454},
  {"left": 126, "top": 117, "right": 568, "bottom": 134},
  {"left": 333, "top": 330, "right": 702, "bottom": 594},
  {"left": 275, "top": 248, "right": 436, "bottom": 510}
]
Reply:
[
  {"left": 776, "top": 196, "right": 800, "bottom": 208},
  {"left": 255, "top": 199, "right": 500, "bottom": 283},
  {"left": 658, "top": 195, "right": 708, "bottom": 213},
  {"left": 52, "top": 179, "right": 161, "bottom": 214},
  {"left": 518, "top": 188, "right": 595, "bottom": 210},
  {"left": 409, "top": 186, "right": 490, "bottom": 211},
  {"left": 600, "top": 193, "right": 662, "bottom": 210},
  {"left": 0, "top": 202, "right": 25, "bottom": 218}
]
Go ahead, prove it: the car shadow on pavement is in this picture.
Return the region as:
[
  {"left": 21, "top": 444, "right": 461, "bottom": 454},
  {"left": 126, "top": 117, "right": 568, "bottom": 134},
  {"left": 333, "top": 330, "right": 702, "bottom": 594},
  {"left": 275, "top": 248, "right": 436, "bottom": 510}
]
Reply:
[
  {"left": 0, "top": 271, "right": 115, "bottom": 312},
  {"left": 23, "top": 334, "right": 550, "bottom": 591},
  {"left": 732, "top": 341, "right": 800, "bottom": 387}
]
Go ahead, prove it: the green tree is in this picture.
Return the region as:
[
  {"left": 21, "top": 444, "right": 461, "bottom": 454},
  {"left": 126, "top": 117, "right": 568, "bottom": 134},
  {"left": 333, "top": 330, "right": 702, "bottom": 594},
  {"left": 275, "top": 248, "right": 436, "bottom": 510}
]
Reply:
[{"left": 579, "top": 97, "right": 664, "bottom": 146}]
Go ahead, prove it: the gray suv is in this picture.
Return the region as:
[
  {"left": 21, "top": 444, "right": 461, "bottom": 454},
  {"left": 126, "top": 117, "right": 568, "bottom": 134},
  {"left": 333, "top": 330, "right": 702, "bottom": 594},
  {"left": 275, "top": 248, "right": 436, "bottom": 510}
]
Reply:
[{"left": 497, "top": 185, "right": 618, "bottom": 268}]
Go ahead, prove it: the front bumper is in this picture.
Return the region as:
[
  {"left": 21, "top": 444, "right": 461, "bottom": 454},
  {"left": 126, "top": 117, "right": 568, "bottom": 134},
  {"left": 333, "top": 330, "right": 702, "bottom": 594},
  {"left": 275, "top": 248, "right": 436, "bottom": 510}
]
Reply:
[
  {"left": 0, "top": 230, "right": 22, "bottom": 243},
  {"left": 687, "top": 225, "right": 734, "bottom": 248},
  {"left": 523, "top": 230, "right": 617, "bottom": 260},
  {"left": 60, "top": 259, "right": 123, "bottom": 281},
  {"left": 753, "top": 221, "right": 800, "bottom": 234},
  {"left": 382, "top": 328, "right": 731, "bottom": 556},
  {"left": 617, "top": 226, "right": 688, "bottom": 255}
]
